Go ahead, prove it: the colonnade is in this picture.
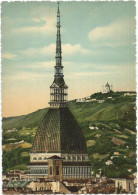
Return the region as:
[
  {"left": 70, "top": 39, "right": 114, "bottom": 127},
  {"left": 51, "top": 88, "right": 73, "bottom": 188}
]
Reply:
[
  {"left": 50, "top": 88, "right": 68, "bottom": 102},
  {"left": 28, "top": 167, "right": 48, "bottom": 175},
  {"left": 63, "top": 166, "right": 92, "bottom": 177}
]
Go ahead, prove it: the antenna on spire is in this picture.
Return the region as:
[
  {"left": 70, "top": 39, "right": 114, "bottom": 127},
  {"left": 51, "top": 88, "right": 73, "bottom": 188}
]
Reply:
[
  {"left": 57, "top": 2, "right": 60, "bottom": 17},
  {"left": 58, "top": 2, "right": 60, "bottom": 13}
]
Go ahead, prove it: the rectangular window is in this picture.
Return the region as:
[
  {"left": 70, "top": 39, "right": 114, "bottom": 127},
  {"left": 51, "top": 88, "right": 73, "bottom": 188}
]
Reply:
[
  {"left": 84, "top": 167, "right": 86, "bottom": 175},
  {"left": 56, "top": 166, "right": 59, "bottom": 175},
  {"left": 129, "top": 183, "right": 131, "bottom": 191},
  {"left": 73, "top": 167, "right": 75, "bottom": 175},
  {"left": 80, "top": 167, "right": 82, "bottom": 175},
  {"left": 68, "top": 167, "right": 70, "bottom": 174},
  {"left": 87, "top": 167, "right": 89, "bottom": 175},
  {"left": 70, "top": 167, "right": 72, "bottom": 175},
  {"left": 88, "top": 167, "right": 91, "bottom": 175},
  {"left": 76, "top": 167, "right": 78, "bottom": 175},
  {"left": 67, "top": 167, "right": 68, "bottom": 175},
  {"left": 50, "top": 166, "right": 52, "bottom": 175},
  {"left": 118, "top": 182, "right": 122, "bottom": 188},
  {"left": 78, "top": 167, "right": 80, "bottom": 175},
  {"left": 81, "top": 167, "right": 83, "bottom": 175}
]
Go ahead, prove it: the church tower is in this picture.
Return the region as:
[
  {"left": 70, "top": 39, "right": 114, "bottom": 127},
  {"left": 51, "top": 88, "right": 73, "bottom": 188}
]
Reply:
[{"left": 27, "top": 3, "right": 92, "bottom": 181}]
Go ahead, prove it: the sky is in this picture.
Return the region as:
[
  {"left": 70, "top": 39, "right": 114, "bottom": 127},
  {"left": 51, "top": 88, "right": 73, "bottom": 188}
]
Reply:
[{"left": 1, "top": 1, "right": 136, "bottom": 117}]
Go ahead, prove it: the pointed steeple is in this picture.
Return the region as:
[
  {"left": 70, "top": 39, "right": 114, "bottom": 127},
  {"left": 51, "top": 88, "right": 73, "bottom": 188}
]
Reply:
[
  {"left": 55, "top": 2, "right": 62, "bottom": 74},
  {"left": 49, "top": 3, "right": 68, "bottom": 108},
  {"left": 57, "top": 2, "right": 60, "bottom": 16}
]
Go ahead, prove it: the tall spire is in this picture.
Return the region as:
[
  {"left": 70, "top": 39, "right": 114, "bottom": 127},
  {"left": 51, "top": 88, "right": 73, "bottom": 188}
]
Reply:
[
  {"left": 49, "top": 3, "right": 68, "bottom": 108},
  {"left": 55, "top": 2, "right": 62, "bottom": 76}
]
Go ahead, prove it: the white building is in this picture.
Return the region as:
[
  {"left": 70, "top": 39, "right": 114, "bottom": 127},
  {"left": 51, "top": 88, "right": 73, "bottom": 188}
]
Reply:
[
  {"left": 102, "top": 82, "right": 112, "bottom": 94},
  {"left": 98, "top": 100, "right": 105, "bottom": 103},
  {"left": 76, "top": 98, "right": 86, "bottom": 102},
  {"left": 89, "top": 126, "right": 99, "bottom": 130},
  {"left": 105, "top": 160, "right": 113, "bottom": 166},
  {"left": 115, "top": 175, "right": 135, "bottom": 193}
]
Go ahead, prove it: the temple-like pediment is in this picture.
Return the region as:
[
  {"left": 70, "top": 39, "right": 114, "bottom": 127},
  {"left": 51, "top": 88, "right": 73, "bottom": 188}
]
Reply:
[{"left": 50, "top": 83, "right": 59, "bottom": 88}]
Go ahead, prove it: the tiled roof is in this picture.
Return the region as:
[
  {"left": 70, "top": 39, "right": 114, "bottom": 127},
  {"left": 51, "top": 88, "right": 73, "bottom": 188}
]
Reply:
[
  {"left": 27, "top": 162, "right": 48, "bottom": 166},
  {"left": 52, "top": 77, "right": 65, "bottom": 87},
  {"left": 102, "top": 186, "right": 115, "bottom": 194},
  {"left": 31, "top": 107, "right": 87, "bottom": 154}
]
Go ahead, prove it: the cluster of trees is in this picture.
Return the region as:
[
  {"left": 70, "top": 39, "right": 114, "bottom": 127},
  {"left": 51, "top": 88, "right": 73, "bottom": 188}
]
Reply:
[
  {"left": 3, "top": 131, "right": 22, "bottom": 145},
  {"left": 3, "top": 147, "right": 30, "bottom": 173},
  {"left": 90, "top": 91, "right": 114, "bottom": 100},
  {"left": 95, "top": 137, "right": 113, "bottom": 154},
  {"left": 90, "top": 155, "right": 136, "bottom": 178},
  {"left": 3, "top": 132, "right": 34, "bottom": 145}
]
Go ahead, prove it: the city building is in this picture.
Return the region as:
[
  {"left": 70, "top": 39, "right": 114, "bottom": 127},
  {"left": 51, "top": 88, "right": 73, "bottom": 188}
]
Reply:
[
  {"left": 115, "top": 175, "right": 135, "bottom": 193},
  {"left": 27, "top": 3, "right": 92, "bottom": 181}
]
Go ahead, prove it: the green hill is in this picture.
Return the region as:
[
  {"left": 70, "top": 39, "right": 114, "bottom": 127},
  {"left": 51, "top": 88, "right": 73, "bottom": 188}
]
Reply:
[
  {"left": 2, "top": 92, "right": 136, "bottom": 177},
  {"left": 2, "top": 108, "right": 48, "bottom": 130}
]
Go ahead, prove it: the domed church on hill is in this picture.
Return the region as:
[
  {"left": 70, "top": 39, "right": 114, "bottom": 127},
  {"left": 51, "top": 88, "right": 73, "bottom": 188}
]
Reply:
[
  {"left": 27, "top": 3, "right": 92, "bottom": 181},
  {"left": 102, "top": 82, "right": 112, "bottom": 93}
]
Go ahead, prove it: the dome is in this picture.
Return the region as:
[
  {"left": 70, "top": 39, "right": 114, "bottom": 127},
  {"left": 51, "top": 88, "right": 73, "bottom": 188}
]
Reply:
[
  {"left": 31, "top": 107, "right": 87, "bottom": 154},
  {"left": 105, "top": 82, "right": 110, "bottom": 87}
]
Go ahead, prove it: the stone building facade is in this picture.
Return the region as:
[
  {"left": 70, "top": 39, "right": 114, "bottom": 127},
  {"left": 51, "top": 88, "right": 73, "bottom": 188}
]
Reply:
[{"left": 115, "top": 175, "right": 135, "bottom": 193}]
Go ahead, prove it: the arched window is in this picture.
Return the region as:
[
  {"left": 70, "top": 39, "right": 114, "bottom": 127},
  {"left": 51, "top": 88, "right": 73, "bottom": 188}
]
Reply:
[
  {"left": 72, "top": 156, "right": 76, "bottom": 161},
  {"left": 82, "top": 156, "right": 85, "bottom": 160},
  {"left": 44, "top": 157, "right": 47, "bottom": 160},
  {"left": 38, "top": 157, "right": 42, "bottom": 160},
  {"left": 33, "top": 157, "right": 37, "bottom": 160},
  {"left": 77, "top": 156, "right": 81, "bottom": 160},
  {"left": 68, "top": 156, "right": 71, "bottom": 160}
]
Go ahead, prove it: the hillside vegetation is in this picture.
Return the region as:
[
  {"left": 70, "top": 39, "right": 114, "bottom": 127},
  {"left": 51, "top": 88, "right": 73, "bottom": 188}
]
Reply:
[{"left": 2, "top": 92, "right": 136, "bottom": 177}]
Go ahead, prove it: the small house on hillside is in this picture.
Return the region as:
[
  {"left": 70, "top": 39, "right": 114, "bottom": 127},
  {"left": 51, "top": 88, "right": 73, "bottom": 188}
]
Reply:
[
  {"left": 76, "top": 98, "right": 86, "bottom": 102},
  {"left": 89, "top": 126, "right": 99, "bottom": 130},
  {"left": 98, "top": 100, "right": 105, "bottom": 103},
  {"left": 90, "top": 98, "right": 97, "bottom": 102},
  {"left": 114, "top": 152, "right": 120, "bottom": 156},
  {"left": 105, "top": 160, "right": 113, "bottom": 166}
]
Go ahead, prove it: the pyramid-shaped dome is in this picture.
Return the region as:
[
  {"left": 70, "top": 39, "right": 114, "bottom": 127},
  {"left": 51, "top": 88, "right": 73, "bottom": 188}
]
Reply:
[{"left": 31, "top": 107, "right": 87, "bottom": 154}]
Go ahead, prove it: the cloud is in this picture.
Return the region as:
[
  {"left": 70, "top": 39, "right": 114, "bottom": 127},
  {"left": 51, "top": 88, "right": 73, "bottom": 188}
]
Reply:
[
  {"left": 62, "top": 44, "right": 91, "bottom": 55},
  {"left": 73, "top": 72, "right": 109, "bottom": 77},
  {"left": 3, "top": 72, "right": 50, "bottom": 81},
  {"left": 2, "top": 53, "right": 17, "bottom": 60},
  {"left": 88, "top": 18, "right": 135, "bottom": 47},
  {"left": 28, "top": 61, "right": 55, "bottom": 69},
  {"left": 20, "top": 44, "right": 55, "bottom": 57},
  {"left": 12, "top": 17, "right": 56, "bottom": 35},
  {"left": 20, "top": 43, "right": 91, "bottom": 58}
]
